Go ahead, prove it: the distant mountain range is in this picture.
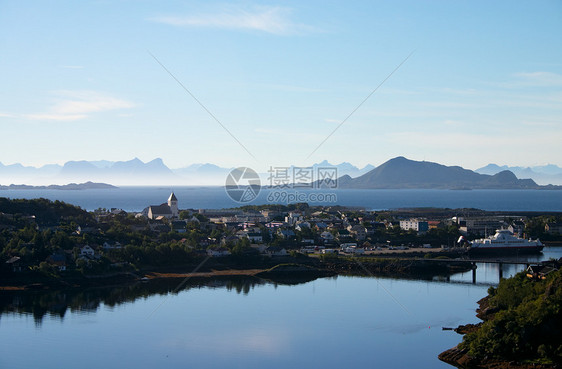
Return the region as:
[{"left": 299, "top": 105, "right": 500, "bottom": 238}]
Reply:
[
  {"left": 475, "top": 164, "right": 562, "bottom": 186},
  {"left": 0, "top": 158, "right": 373, "bottom": 186},
  {"left": 0, "top": 157, "right": 560, "bottom": 188},
  {"left": 336, "top": 157, "right": 558, "bottom": 190}
]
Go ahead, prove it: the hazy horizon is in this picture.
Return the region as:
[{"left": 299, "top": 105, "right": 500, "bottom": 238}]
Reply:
[{"left": 2, "top": 155, "right": 562, "bottom": 187}]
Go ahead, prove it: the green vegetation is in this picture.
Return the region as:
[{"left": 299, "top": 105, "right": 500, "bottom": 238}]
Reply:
[
  {"left": 0, "top": 198, "right": 203, "bottom": 278},
  {"left": 525, "top": 214, "right": 562, "bottom": 241},
  {"left": 460, "top": 269, "right": 562, "bottom": 364}
]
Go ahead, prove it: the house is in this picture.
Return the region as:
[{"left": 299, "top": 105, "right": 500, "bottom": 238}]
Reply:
[
  {"left": 343, "top": 245, "right": 364, "bottom": 255},
  {"left": 110, "top": 208, "right": 127, "bottom": 216},
  {"left": 5, "top": 256, "right": 22, "bottom": 272},
  {"left": 260, "top": 210, "right": 283, "bottom": 221},
  {"left": 320, "top": 231, "right": 334, "bottom": 241},
  {"left": 221, "top": 235, "right": 239, "bottom": 246},
  {"left": 171, "top": 220, "right": 188, "bottom": 233},
  {"left": 265, "top": 246, "right": 288, "bottom": 257},
  {"left": 251, "top": 244, "right": 268, "bottom": 253},
  {"left": 347, "top": 225, "right": 367, "bottom": 241},
  {"left": 80, "top": 245, "right": 95, "bottom": 257},
  {"left": 295, "top": 222, "right": 311, "bottom": 231},
  {"left": 245, "top": 232, "right": 263, "bottom": 243},
  {"left": 545, "top": 222, "right": 562, "bottom": 235},
  {"left": 149, "top": 223, "right": 171, "bottom": 233},
  {"left": 427, "top": 220, "right": 442, "bottom": 230},
  {"left": 277, "top": 229, "right": 296, "bottom": 239},
  {"left": 103, "top": 242, "right": 122, "bottom": 250},
  {"left": 458, "top": 218, "right": 507, "bottom": 236},
  {"left": 399, "top": 219, "right": 429, "bottom": 233},
  {"left": 47, "top": 253, "right": 67, "bottom": 271},
  {"left": 526, "top": 264, "right": 558, "bottom": 280},
  {"left": 147, "top": 193, "right": 179, "bottom": 220},
  {"left": 206, "top": 247, "right": 231, "bottom": 257},
  {"left": 314, "top": 222, "right": 328, "bottom": 231},
  {"left": 285, "top": 212, "right": 303, "bottom": 226},
  {"left": 336, "top": 229, "right": 352, "bottom": 240}
]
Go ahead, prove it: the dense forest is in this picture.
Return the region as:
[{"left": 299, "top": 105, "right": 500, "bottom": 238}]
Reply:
[{"left": 460, "top": 268, "right": 562, "bottom": 364}]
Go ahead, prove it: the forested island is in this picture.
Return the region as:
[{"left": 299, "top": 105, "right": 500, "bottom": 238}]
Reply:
[{"left": 440, "top": 266, "right": 562, "bottom": 368}]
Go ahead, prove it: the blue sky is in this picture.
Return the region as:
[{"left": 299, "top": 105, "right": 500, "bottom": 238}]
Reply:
[{"left": 1, "top": 0, "right": 561, "bottom": 171}]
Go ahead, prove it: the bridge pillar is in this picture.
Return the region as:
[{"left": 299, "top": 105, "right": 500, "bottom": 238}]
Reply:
[
  {"left": 499, "top": 262, "right": 503, "bottom": 280},
  {"left": 472, "top": 262, "right": 477, "bottom": 284}
]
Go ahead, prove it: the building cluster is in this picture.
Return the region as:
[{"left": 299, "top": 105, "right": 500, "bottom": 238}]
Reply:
[{"left": 3, "top": 192, "right": 562, "bottom": 273}]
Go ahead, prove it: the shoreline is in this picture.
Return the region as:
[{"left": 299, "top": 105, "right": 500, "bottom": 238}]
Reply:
[{"left": 0, "top": 254, "right": 473, "bottom": 290}]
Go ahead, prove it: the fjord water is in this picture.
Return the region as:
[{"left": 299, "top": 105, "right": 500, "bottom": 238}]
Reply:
[
  {"left": 1, "top": 253, "right": 561, "bottom": 369},
  {"left": 0, "top": 276, "right": 487, "bottom": 369},
  {"left": 2, "top": 187, "right": 562, "bottom": 211}
]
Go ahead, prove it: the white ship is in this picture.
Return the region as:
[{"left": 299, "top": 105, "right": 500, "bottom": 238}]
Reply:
[{"left": 469, "top": 229, "right": 543, "bottom": 255}]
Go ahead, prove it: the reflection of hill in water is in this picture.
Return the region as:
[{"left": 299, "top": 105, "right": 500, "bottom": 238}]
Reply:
[{"left": 0, "top": 276, "right": 273, "bottom": 324}]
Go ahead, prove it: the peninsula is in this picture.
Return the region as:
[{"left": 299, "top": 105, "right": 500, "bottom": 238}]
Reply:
[
  {"left": 336, "top": 157, "right": 561, "bottom": 190},
  {"left": 0, "top": 181, "right": 117, "bottom": 190}
]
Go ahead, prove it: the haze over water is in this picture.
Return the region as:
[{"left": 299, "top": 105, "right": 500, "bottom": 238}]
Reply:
[{"left": 1, "top": 187, "right": 561, "bottom": 212}]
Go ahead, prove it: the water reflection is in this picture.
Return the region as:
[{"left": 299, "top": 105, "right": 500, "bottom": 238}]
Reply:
[
  {"left": 2, "top": 247, "right": 560, "bottom": 326},
  {"left": 449, "top": 246, "right": 562, "bottom": 285},
  {"left": 0, "top": 276, "right": 267, "bottom": 325}
]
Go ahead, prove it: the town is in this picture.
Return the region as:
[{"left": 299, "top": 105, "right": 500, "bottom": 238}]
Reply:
[{"left": 1, "top": 193, "right": 561, "bottom": 277}]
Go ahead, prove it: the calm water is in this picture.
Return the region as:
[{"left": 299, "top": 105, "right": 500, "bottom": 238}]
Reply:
[
  {"left": 2, "top": 249, "right": 560, "bottom": 369},
  {"left": 1, "top": 187, "right": 562, "bottom": 211},
  {"left": 0, "top": 275, "right": 487, "bottom": 369}
]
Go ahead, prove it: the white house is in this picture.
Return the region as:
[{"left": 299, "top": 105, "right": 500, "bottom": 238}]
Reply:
[
  {"left": 207, "top": 247, "right": 231, "bottom": 257},
  {"left": 245, "top": 232, "right": 263, "bottom": 243},
  {"left": 265, "top": 246, "right": 288, "bottom": 257},
  {"left": 399, "top": 219, "right": 429, "bottom": 233}
]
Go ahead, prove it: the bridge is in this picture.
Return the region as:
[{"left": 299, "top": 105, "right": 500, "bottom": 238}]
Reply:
[{"left": 423, "top": 257, "right": 534, "bottom": 283}]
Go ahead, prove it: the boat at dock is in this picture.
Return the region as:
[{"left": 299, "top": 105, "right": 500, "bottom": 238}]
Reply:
[{"left": 468, "top": 229, "right": 543, "bottom": 255}]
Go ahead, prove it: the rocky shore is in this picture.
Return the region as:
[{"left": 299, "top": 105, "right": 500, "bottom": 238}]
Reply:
[{"left": 438, "top": 346, "right": 558, "bottom": 369}]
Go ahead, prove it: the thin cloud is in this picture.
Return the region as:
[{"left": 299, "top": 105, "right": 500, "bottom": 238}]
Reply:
[
  {"left": 24, "top": 90, "right": 135, "bottom": 121},
  {"left": 151, "top": 6, "right": 315, "bottom": 35},
  {"left": 513, "top": 71, "right": 562, "bottom": 87},
  {"left": 443, "top": 119, "right": 463, "bottom": 126},
  {"left": 25, "top": 113, "right": 88, "bottom": 121}
]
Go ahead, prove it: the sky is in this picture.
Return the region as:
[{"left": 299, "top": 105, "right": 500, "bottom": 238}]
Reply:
[{"left": 1, "top": 0, "right": 561, "bottom": 172}]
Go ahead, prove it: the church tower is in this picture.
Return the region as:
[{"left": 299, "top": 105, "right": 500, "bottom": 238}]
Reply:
[{"left": 168, "top": 192, "right": 178, "bottom": 218}]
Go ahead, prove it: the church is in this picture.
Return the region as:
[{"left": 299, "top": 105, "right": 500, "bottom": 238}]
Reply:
[{"left": 146, "top": 192, "right": 179, "bottom": 220}]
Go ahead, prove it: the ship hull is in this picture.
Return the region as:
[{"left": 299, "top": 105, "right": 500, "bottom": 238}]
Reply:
[{"left": 468, "top": 245, "right": 544, "bottom": 256}]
